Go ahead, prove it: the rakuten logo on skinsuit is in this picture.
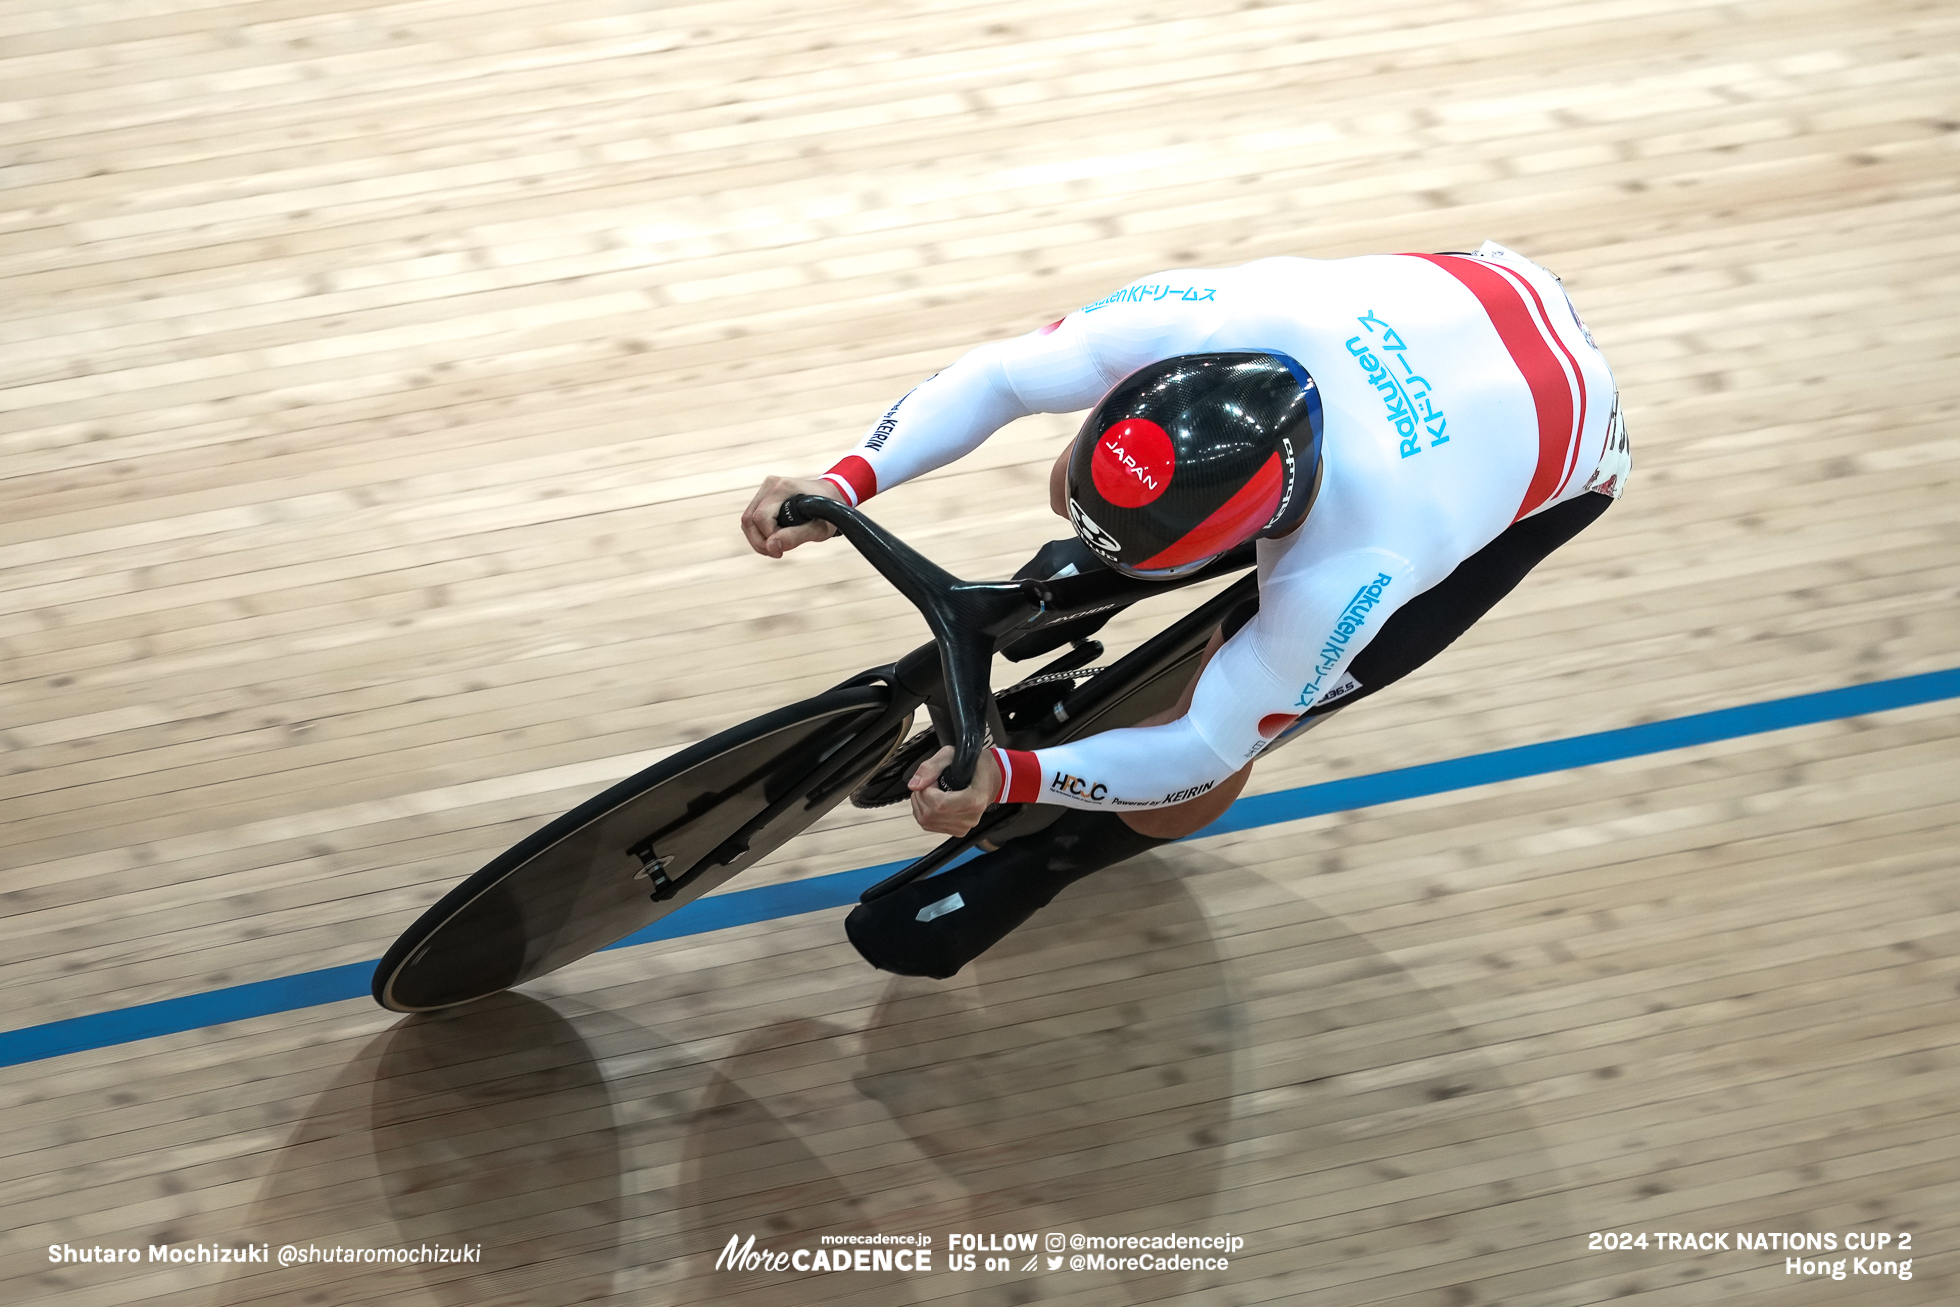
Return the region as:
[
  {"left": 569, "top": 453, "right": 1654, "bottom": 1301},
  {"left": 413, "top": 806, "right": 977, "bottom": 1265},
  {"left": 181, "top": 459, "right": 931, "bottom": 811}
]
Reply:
[{"left": 1092, "top": 419, "right": 1176, "bottom": 508}]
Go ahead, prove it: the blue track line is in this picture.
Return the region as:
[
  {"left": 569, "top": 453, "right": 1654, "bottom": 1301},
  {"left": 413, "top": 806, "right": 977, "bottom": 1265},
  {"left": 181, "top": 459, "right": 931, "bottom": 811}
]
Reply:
[{"left": 4, "top": 666, "right": 1956, "bottom": 1072}]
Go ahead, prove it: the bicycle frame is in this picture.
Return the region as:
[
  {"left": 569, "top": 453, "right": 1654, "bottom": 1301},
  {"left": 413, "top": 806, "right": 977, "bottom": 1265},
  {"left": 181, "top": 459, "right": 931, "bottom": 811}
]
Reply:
[{"left": 372, "top": 499, "right": 1261, "bottom": 1010}]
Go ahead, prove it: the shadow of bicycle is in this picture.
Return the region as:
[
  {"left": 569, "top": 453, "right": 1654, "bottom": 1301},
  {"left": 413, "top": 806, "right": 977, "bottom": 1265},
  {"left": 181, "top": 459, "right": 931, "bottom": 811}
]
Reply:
[{"left": 208, "top": 992, "right": 636, "bottom": 1305}]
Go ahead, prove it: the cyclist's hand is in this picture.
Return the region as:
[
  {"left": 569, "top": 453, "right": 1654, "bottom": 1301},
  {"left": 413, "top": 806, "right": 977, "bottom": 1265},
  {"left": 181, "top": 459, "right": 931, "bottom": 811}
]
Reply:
[
  {"left": 742, "top": 475, "right": 843, "bottom": 558},
  {"left": 908, "top": 745, "right": 1000, "bottom": 837}
]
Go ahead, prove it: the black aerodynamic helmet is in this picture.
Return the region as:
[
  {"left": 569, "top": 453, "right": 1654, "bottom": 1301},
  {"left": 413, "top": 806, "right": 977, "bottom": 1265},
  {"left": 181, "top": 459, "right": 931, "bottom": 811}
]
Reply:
[{"left": 1065, "top": 351, "right": 1325, "bottom": 578}]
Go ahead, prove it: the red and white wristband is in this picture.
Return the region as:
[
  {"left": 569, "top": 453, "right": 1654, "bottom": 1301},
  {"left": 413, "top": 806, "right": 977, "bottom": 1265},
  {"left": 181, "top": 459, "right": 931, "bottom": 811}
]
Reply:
[
  {"left": 822, "top": 455, "right": 878, "bottom": 507},
  {"left": 991, "top": 747, "right": 1041, "bottom": 804}
]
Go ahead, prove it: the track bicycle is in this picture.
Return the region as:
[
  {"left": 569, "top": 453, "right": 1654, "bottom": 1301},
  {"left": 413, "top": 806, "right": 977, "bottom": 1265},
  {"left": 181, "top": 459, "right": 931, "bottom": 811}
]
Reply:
[{"left": 372, "top": 495, "right": 1260, "bottom": 1013}]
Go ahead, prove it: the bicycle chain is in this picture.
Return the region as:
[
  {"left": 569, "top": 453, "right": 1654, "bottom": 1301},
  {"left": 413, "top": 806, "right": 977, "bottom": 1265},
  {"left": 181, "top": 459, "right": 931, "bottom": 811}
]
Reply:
[{"left": 1002, "top": 666, "right": 1108, "bottom": 693}]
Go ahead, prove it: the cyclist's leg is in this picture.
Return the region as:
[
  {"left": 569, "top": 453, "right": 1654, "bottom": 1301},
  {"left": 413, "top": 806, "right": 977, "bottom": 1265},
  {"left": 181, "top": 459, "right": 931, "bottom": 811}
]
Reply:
[
  {"left": 847, "top": 807, "right": 1169, "bottom": 978},
  {"left": 1301, "top": 490, "right": 1612, "bottom": 718}
]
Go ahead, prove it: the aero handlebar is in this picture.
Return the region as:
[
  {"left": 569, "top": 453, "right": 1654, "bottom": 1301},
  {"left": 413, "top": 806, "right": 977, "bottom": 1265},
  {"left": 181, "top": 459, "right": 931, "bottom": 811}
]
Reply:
[{"left": 775, "top": 494, "right": 1048, "bottom": 791}]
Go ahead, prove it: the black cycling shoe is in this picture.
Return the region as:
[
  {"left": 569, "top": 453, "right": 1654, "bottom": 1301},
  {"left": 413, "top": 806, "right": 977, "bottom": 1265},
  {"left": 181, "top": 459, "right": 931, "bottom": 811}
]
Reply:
[{"left": 844, "top": 810, "right": 1171, "bottom": 978}]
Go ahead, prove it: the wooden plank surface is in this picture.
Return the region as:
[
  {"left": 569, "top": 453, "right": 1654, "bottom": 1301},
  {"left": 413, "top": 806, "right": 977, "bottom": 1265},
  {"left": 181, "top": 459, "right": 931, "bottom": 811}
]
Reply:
[{"left": 2, "top": 0, "right": 1956, "bottom": 1304}]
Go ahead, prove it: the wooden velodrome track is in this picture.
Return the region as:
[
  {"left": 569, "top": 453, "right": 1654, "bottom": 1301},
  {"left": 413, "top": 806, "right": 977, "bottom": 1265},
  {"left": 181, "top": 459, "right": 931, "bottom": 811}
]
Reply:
[{"left": 4, "top": 0, "right": 1957, "bottom": 1303}]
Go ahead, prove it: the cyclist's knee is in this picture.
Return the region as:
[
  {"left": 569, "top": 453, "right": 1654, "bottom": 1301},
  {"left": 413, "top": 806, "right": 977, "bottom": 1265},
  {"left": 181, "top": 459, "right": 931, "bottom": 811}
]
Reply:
[
  {"left": 1110, "top": 619, "right": 1244, "bottom": 834},
  {"left": 1133, "top": 623, "right": 1229, "bottom": 730}
]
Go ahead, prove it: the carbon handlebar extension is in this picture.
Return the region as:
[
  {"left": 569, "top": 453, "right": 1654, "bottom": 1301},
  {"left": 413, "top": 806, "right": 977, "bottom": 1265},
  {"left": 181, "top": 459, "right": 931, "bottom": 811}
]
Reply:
[{"left": 776, "top": 494, "right": 1045, "bottom": 791}]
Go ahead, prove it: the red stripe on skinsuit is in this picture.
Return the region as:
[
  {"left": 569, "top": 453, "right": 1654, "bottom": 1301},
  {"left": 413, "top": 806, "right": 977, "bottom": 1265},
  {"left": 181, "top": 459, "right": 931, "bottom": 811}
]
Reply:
[
  {"left": 824, "top": 455, "right": 878, "bottom": 505},
  {"left": 1484, "top": 260, "right": 1591, "bottom": 500},
  {"left": 996, "top": 749, "right": 1041, "bottom": 804},
  {"left": 1405, "top": 254, "right": 1580, "bottom": 521}
]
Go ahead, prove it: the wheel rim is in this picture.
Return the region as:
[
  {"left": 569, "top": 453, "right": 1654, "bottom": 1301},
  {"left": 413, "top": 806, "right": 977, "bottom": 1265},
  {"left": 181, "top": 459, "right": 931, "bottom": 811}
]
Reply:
[{"left": 379, "top": 692, "right": 900, "bottom": 1012}]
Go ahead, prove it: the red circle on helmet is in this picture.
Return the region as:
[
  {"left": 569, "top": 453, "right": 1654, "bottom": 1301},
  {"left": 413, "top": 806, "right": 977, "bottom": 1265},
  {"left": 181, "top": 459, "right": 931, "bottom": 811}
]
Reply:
[{"left": 1091, "top": 418, "right": 1176, "bottom": 509}]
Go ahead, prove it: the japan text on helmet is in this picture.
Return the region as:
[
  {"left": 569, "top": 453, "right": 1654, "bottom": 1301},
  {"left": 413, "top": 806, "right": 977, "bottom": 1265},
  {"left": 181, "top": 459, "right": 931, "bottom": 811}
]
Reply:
[{"left": 1065, "top": 351, "right": 1324, "bottom": 578}]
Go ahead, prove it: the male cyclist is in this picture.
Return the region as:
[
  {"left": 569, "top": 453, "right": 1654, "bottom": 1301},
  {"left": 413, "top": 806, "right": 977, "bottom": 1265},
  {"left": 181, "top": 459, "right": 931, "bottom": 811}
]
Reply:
[{"left": 741, "top": 242, "right": 1630, "bottom": 979}]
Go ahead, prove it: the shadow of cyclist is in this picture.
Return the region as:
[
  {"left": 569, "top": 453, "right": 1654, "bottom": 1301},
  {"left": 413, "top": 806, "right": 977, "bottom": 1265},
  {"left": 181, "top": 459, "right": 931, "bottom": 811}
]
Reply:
[
  {"left": 659, "top": 862, "right": 1234, "bottom": 1307},
  {"left": 664, "top": 838, "right": 1575, "bottom": 1307}
]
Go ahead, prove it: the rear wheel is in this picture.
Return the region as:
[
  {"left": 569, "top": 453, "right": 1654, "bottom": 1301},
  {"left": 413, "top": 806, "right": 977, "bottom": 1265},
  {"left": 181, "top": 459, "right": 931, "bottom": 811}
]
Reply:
[{"left": 374, "top": 685, "right": 910, "bottom": 1013}]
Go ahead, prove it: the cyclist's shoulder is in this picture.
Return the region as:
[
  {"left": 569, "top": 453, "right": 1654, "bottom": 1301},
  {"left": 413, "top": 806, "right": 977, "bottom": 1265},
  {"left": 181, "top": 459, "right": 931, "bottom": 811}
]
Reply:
[
  {"left": 1114, "top": 245, "right": 1552, "bottom": 287},
  {"left": 1253, "top": 452, "right": 1476, "bottom": 594}
]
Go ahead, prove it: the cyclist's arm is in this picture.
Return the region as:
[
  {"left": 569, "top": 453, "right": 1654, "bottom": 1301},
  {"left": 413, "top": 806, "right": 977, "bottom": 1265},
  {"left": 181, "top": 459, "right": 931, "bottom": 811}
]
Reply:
[
  {"left": 818, "top": 271, "right": 1236, "bottom": 506},
  {"left": 990, "top": 547, "right": 1417, "bottom": 811}
]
